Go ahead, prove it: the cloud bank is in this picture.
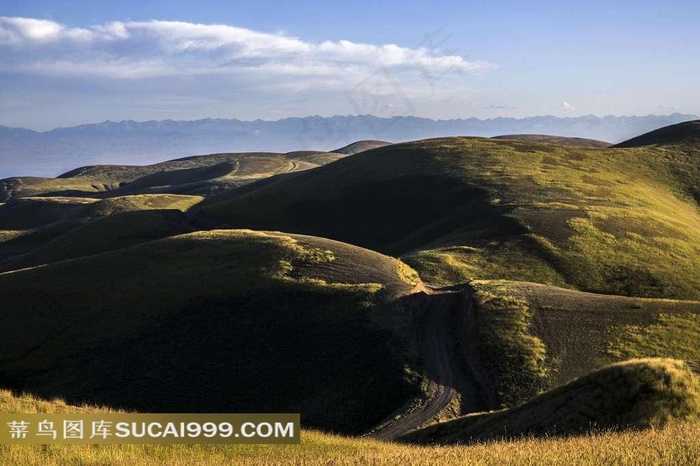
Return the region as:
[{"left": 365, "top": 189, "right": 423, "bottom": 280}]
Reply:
[{"left": 0, "top": 16, "right": 492, "bottom": 81}]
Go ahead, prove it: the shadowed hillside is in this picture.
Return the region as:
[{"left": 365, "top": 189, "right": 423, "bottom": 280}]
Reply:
[
  {"left": 0, "top": 230, "right": 421, "bottom": 434},
  {"left": 0, "top": 194, "right": 202, "bottom": 270}
]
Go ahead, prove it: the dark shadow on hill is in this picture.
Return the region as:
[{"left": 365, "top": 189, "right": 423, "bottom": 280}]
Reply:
[{"left": 0, "top": 292, "right": 419, "bottom": 435}]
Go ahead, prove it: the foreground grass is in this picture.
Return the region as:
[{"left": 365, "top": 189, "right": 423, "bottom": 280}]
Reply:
[
  {"left": 2, "top": 388, "right": 699, "bottom": 465},
  {"left": 1, "top": 423, "right": 698, "bottom": 465}
]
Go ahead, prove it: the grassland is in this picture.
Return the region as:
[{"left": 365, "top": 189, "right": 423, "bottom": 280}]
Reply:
[
  {"left": 2, "top": 390, "right": 700, "bottom": 466},
  {"left": 198, "top": 135, "right": 700, "bottom": 300},
  {"left": 0, "top": 127, "right": 699, "bottom": 461}
]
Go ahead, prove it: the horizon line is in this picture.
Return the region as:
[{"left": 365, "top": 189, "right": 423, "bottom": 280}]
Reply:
[{"left": 2, "top": 112, "right": 698, "bottom": 133}]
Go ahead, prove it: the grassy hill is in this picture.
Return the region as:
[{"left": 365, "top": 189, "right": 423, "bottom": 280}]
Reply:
[
  {"left": 0, "top": 230, "right": 421, "bottom": 434},
  {"left": 0, "top": 151, "right": 342, "bottom": 202},
  {"left": 400, "top": 359, "right": 700, "bottom": 445},
  {"left": 2, "top": 389, "right": 700, "bottom": 465},
  {"left": 199, "top": 136, "right": 700, "bottom": 300}
]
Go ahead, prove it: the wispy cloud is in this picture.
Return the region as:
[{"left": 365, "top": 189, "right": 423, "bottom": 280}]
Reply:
[
  {"left": 486, "top": 104, "right": 516, "bottom": 110},
  {"left": 0, "top": 17, "right": 493, "bottom": 81}
]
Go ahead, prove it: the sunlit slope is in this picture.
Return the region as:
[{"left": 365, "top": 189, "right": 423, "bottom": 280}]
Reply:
[
  {"left": 200, "top": 136, "right": 700, "bottom": 299},
  {"left": 333, "top": 140, "right": 392, "bottom": 154},
  {"left": 400, "top": 359, "right": 700, "bottom": 445},
  {"left": 462, "top": 280, "right": 700, "bottom": 408},
  {"left": 0, "top": 230, "right": 420, "bottom": 434}
]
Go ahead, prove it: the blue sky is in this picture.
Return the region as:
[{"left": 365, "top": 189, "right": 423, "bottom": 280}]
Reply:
[{"left": 0, "top": 0, "right": 698, "bottom": 130}]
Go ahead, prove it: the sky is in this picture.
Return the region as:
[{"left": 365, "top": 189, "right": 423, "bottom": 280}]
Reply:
[{"left": 0, "top": 0, "right": 698, "bottom": 130}]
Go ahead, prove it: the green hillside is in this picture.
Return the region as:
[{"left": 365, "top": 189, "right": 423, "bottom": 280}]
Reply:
[
  {"left": 199, "top": 136, "right": 700, "bottom": 299},
  {"left": 0, "top": 230, "right": 420, "bottom": 434}
]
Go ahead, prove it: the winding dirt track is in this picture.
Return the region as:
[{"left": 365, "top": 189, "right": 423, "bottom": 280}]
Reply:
[{"left": 373, "top": 289, "right": 471, "bottom": 440}]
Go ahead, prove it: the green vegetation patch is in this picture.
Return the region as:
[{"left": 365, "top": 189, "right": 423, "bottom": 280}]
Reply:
[
  {"left": 608, "top": 313, "right": 700, "bottom": 364},
  {"left": 404, "top": 240, "right": 567, "bottom": 288},
  {"left": 471, "top": 280, "right": 548, "bottom": 407}
]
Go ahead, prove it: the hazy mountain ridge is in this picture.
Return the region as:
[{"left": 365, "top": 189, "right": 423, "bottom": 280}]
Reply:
[{"left": 1, "top": 113, "right": 697, "bottom": 178}]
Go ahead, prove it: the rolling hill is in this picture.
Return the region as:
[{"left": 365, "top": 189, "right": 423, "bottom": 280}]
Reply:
[
  {"left": 198, "top": 131, "right": 700, "bottom": 300},
  {"left": 0, "top": 194, "right": 202, "bottom": 271},
  {"left": 460, "top": 280, "right": 700, "bottom": 409},
  {"left": 0, "top": 150, "right": 341, "bottom": 202},
  {"left": 0, "top": 230, "right": 421, "bottom": 434},
  {"left": 0, "top": 120, "right": 699, "bottom": 451}
]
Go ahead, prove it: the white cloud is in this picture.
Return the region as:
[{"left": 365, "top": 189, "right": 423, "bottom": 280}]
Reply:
[
  {"left": 552, "top": 101, "right": 575, "bottom": 112},
  {"left": 0, "top": 16, "right": 493, "bottom": 81}
]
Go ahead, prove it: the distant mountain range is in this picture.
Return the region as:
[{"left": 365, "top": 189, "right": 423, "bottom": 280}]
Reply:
[{"left": 1, "top": 113, "right": 697, "bottom": 178}]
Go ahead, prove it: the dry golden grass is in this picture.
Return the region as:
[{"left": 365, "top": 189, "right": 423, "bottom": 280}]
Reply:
[{"left": 2, "top": 388, "right": 699, "bottom": 465}]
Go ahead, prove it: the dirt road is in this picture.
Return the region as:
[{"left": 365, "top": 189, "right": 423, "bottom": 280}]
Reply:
[{"left": 373, "top": 288, "right": 481, "bottom": 440}]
